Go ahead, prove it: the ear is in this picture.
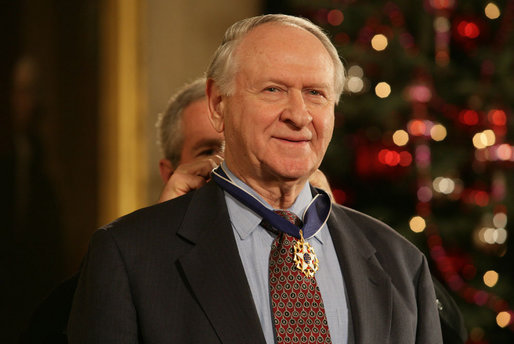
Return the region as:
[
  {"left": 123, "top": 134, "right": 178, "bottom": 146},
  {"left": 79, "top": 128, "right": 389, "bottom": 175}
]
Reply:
[
  {"left": 206, "top": 78, "right": 225, "bottom": 133},
  {"left": 158, "top": 159, "right": 174, "bottom": 183}
]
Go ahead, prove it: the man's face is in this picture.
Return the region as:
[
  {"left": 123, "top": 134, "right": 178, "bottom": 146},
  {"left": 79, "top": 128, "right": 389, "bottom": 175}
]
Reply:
[
  {"left": 214, "top": 23, "right": 336, "bottom": 184},
  {"left": 179, "top": 98, "right": 224, "bottom": 165}
]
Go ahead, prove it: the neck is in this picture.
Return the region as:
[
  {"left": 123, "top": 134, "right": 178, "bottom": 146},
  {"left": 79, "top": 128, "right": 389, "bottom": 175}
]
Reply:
[{"left": 225, "top": 163, "right": 308, "bottom": 209}]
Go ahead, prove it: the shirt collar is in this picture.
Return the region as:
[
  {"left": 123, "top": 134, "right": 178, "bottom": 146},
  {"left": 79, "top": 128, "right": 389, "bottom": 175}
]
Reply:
[{"left": 222, "top": 162, "right": 325, "bottom": 244}]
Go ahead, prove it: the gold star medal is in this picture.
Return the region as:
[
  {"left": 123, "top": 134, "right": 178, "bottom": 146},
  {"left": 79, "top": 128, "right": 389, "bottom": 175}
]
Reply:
[{"left": 293, "top": 230, "right": 319, "bottom": 278}]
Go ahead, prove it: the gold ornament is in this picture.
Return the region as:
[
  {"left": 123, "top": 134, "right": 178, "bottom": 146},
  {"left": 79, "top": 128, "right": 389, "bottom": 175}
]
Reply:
[{"left": 293, "top": 230, "right": 319, "bottom": 277}]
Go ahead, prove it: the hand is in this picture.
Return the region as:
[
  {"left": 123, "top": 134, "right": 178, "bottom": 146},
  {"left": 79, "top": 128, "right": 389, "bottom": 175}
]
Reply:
[
  {"left": 309, "top": 169, "right": 334, "bottom": 202},
  {"left": 158, "top": 155, "right": 223, "bottom": 203}
]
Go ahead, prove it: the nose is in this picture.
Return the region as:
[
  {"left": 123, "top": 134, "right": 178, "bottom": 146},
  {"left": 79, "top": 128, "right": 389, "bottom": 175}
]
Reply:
[{"left": 281, "top": 90, "right": 312, "bottom": 128}]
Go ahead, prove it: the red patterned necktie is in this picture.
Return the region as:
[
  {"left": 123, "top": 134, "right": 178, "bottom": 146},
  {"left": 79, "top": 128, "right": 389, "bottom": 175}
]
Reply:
[{"left": 269, "top": 210, "right": 332, "bottom": 343}]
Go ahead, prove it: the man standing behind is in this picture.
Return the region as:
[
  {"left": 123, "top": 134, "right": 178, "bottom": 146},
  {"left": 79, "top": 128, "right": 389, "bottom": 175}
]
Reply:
[
  {"left": 155, "top": 77, "right": 223, "bottom": 201},
  {"left": 68, "top": 14, "right": 443, "bottom": 343}
]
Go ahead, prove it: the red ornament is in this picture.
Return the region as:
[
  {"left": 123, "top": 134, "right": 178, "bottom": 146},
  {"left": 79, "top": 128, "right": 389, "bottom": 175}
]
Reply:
[
  {"left": 457, "top": 20, "right": 480, "bottom": 39},
  {"left": 458, "top": 109, "right": 479, "bottom": 126}
]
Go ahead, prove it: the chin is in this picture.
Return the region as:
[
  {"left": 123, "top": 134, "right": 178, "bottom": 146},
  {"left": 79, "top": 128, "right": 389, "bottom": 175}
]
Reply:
[{"left": 267, "top": 162, "right": 314, "bottom": 182}]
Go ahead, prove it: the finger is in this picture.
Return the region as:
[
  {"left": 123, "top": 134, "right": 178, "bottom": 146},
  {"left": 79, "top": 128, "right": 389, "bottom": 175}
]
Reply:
[
  {"left": 176, "top": 157, "right": 221, "bottom": 177},
  {"left": 175, "top": 174, "right": 208, "bottom": 194},
  {"left": 206, "top": 155, "right": 224, "bottom": 169},
  {"left": 212, "top": 154, "right": 224, "bottom": 164},
  {"left": 158, "top": 174, "right": 207, "bottom": 203}
]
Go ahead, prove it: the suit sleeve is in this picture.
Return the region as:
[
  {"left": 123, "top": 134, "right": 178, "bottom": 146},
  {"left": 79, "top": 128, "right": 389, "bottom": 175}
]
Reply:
[
  {"left": 415, "top": 255, "right": 443, "bottom": 344},
  {"left": 68, "top": 229, "right": 139, "bottom": 344}
]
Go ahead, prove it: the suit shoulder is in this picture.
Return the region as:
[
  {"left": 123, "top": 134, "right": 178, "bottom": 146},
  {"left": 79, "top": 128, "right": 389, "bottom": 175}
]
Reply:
[
  {"left": 332, "top": 203, "right": 423, "bottom": 260},
  {"left": 98, "top": 191, "right": 196, "bottom": 240}
]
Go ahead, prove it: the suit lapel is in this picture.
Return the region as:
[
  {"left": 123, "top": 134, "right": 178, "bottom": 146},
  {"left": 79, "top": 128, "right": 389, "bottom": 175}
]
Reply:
[
  {"left": 328, "top": 206, "right": 393, "bottom": 344},
  {"left": 177, "top": 182, "right": 266, "bottom": 344}
]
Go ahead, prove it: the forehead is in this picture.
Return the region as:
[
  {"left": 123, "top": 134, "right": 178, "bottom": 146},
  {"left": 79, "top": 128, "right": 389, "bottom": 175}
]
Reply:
[
  {"left": 181, "top": 98, "right": 220, "bottom": 139},
  {"left": 181, "top": 98, "right": 209, "bottom": 125},
  {"left": 181, "top": 98, "right": 217, "bottom": 144},
  {"left": 233, "top": 23, "right": 335, "bottom": 87}
]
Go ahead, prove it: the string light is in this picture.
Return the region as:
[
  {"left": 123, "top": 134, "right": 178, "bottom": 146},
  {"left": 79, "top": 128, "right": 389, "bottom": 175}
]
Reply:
[
  {"left": 403, "top": 120, "right": 447, "bottom": 141},
  {"left": 488, "top": 109, "right": 507, "bottom": 126},
  {"left": 473, "top": 130, "right": 496, "bottom": 149},
  {"left": 433, "top": 177, "right": 455, "bottom": 194},
  {"left": 434, "top": 16, "right": 450, "bottom": 33},
  {"left": 371, "top": 34, "right": 388, "bottom": 51},
  {"left": 415, "top": 144, "right": 431, "bottom": 168},
  {"left": 348, "top": 65, "right": 364, "bottom": 78},
  {"left": 430, "top": 124, "right": 447, "bottom": 141},
  {"left": 375, "top": 82, "right": 391, "bottom": 98},
  {"left": 496, "top": 311, "right": 512, "bottom": 328},
  {"left": 483, "top": 270, "right": 499, "bottom": 287},
  {"left": 409, "top": 216, "right": 426, "bottom": 233},
  {"left": 482, "top": 130, "right": 496, "bottom": 146},
  {"left": 346, "top": 65, "right": 365, "bottom": 93},
  {"left": 474, "top": 144, "right": 514, "bottom": 162},
  {"left": 417, "top": 186, "right": 433, "bottom": 202},
  {"left": 463, "top": 190, "right": 489, "bottom": 207},
  {"left": 495, "top": 228, "right": 508, "bottom": 244},
  {"left": 493, "top": 212, "right": 507, "bottom": 228},
  {"left": 327, "top": 9, "right": 344, "bottom": 26},
  {"left": 399, "top": 151, "right": 413, "bottom": 166},
  {"left": 392, "top": 129, "right": 409, "bottom": 146},
  {"left": 347, "top": 77, "right": 364, "bottom": 93},
  {"left": 377, "top": 149, "right": 412, "bottom": 167},
  {"left": 497, "top": 144, "right": 513, "bottom": 161},
  {"left": 457, "top": 20, "right": 481, "bottom": 39},
  {"left": 485, "top": 3, "right": 501, "bottom": 20},
  {"left": 429, "top": 0, "right": 455, "bottom": 10},
  {"left": 478, "top": 227, "right": 508, "bottom": 245},
  {"left": 407, "top": 119, "right": 427, "bottom": 136},
  {"left": 407, "top": 84, "right": 432, "bottom": 103},
  {"left": 458, "top": 109, "right": 479, "bottom": 126}
]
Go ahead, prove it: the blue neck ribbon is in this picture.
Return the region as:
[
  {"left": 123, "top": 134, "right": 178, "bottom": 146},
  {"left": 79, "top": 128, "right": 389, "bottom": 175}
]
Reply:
[{"left": 211, "top": 165, "right": 331, "bottom": 239}]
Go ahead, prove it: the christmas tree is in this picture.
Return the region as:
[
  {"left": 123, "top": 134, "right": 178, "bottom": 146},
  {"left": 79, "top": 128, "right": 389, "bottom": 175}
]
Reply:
[{"left": 267, "top": 1, "right": 514, "bottom": 342}]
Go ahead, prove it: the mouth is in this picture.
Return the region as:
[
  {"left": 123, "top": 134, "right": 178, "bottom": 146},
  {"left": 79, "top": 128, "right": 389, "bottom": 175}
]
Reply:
[
  {"left": 273, "top": 136, "right": 311, "bottom": 145},
  {"left": 276, "top": 137, "right": 307, "bottom": 141},
  {"left": 273, "top": 134, "right": 311, "bottom": 142}
]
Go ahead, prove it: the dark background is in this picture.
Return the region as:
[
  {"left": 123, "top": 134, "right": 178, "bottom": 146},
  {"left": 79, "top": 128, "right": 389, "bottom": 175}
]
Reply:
[{"left": 1, "top": 1, "right": 99, "bottom": 342}]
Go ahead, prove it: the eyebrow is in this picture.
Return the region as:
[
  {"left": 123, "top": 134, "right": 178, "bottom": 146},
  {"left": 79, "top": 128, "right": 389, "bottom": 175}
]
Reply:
[
  {"left": 264, "top": 79, "right": 333, "bottom": 95},
  {"left": 303, "top": 82, "right": 332, "bottom": 91},
  {"left": 192, "top": 138, "right": 224, "bottom": 153}
]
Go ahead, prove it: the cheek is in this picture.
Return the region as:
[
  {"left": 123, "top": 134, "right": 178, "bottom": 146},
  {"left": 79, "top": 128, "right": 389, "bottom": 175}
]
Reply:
[
  {"left": 224, "top": 115, "right": 253, "bottom": 152},
  {"left": 241, "top": 110, "right": 274, "bottom": 139},
  {"left": 314, "top": 113, "right": 334, "bottom": 139}
]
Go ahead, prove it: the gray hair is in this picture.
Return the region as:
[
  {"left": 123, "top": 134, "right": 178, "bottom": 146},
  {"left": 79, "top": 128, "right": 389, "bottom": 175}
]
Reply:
[
  {"left": 156, "top": 77, "right": 206, "bottom": 167},
  {"left": 206, "top": 14, "right": 345, "bottom": 104}
]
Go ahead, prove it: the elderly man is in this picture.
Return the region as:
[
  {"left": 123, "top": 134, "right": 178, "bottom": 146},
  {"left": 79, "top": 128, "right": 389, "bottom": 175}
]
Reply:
[{"left": 68, "top": 14, "right": 443, "bottom": 343}]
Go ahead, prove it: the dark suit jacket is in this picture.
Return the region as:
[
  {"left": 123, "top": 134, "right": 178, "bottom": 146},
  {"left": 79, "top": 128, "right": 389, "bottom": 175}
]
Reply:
[{"left": 68, "top": 181, "right": 443, "bottom": 343}]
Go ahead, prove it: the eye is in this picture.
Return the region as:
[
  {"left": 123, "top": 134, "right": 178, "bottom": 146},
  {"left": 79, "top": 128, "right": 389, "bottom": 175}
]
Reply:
[
  {"left": 196, "top": 145, "right": 223, "bottom": 158},
  {"left": 197, "top": 149, "right": 216, "bottom": 157},
  {"left": 307, "top": 89, "right": 323, "bottom": 96},
  {"left": 264, "top": 86, "right": 280, "bottom": 93}
]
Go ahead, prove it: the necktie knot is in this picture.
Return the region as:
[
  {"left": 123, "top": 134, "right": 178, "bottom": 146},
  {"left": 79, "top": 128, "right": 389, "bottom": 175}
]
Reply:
[{"left": 274, "top": 210, "right": 303, "bottom": 227}]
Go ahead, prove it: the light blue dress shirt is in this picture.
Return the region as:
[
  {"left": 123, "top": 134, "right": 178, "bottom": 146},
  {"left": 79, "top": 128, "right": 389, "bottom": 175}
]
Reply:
[{"left": 222, "top": 164, "right": 349, "bottom": 344}]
